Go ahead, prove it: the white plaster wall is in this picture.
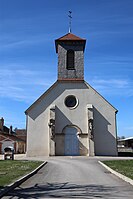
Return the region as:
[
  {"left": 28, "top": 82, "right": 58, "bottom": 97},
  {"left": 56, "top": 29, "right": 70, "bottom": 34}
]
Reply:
[
  {"left": 54, "top": 85, "right": 89, "bottom": 134},
  {"left": 79, "top": 134, "right": 89, "bottom": 155},
  {"left": 26, "top": 109, "right": 49, "bottom": 156},
  {"left": 26, "top": 81, "right": 117, "bottom": 156}
]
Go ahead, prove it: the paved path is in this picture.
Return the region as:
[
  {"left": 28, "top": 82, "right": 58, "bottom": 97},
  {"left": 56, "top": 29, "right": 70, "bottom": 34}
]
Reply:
[{"left": 2, "top": 157, "right": 133, "bottom": 198}]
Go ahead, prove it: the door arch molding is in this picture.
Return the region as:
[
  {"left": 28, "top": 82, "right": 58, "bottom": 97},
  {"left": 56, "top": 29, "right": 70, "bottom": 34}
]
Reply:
[{"left": 62, "top": 125, "right": 82, "bottom": 135}]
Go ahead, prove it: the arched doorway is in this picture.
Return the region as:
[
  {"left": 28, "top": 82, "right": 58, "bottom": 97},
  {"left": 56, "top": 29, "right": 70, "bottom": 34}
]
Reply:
[{"left": 64, "top": 126, "right": 79, "bottom": 156}]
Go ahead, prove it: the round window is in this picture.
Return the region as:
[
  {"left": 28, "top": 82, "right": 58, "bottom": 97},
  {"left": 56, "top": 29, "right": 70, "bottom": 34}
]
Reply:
[{"left": 65, "top": 95, "right": 78, "bottom": 109}]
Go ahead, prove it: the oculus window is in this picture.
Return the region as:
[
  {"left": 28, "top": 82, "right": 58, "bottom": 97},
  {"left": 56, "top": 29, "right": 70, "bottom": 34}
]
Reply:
[
  {"left": 66, "top": 50, "right": 75, "bottom": 70},
  {"left": 65, "top": 95, "right": 78, "bottom": 109}
]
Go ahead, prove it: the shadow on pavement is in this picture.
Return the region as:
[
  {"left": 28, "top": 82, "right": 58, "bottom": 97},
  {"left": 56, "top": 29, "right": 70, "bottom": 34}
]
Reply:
[{"left": 4, "top": 182, "right": 128, "bottom": 198}]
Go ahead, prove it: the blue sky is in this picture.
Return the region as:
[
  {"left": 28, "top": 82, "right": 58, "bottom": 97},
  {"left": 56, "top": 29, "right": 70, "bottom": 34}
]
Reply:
[{"left": 0, "top": 0, "right": 133, "bottom": 137}]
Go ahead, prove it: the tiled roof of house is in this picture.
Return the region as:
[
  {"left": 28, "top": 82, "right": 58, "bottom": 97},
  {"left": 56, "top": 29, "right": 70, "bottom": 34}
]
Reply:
[
  {"left": 0, "top": 132, "right": 25, "bottom": 142},
  {"left": 3, "top": 126, "right": 10, "bottom": 133},
  {"left": 15, "top": 129, "right": 26, "bottom": 142},
  {"left": 15, "top": 129, "right": 26, "bottom": 135}
]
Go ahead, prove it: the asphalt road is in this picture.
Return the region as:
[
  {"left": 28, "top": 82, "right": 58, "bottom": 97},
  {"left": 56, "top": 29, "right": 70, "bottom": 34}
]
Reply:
[{"left": 2, "top": 157, "right": 133, "bottom": 198}]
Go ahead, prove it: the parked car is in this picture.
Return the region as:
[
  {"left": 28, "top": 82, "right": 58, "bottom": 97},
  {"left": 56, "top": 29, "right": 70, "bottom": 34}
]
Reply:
[{"left": 4, "top": 146, "right": 14, "bottom": 160}]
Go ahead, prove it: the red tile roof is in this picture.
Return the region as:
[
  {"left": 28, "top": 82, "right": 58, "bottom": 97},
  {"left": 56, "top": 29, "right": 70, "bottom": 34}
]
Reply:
[
  {"left": 56, "top": 33, "right": 86, "bottom": 41},
  {"left": 55, "top": 33, "right": 86, "bottom": 53},
  {"left": 0, "top": 132, "right": 25, "bottom": 142}
]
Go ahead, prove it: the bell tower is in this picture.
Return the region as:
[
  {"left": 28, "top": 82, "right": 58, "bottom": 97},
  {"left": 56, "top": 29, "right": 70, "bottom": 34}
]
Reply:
[{"left": 55, "top": 33, "right": 86, "bottom": 81}]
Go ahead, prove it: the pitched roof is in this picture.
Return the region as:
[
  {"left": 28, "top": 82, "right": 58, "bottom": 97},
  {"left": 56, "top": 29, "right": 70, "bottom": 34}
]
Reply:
[
  {"left": 0, "top": 125, "right": 14, "bottom": 134},
  {"left": 25, "top": 80, "right": 118, "bottom": 114},
  {"left": 0, "top": 132, "right": 25, "bottom": 142},
  {"left": 56, "top": 33, "right": 86, "bottom": 41},
  {"left": 84, "top": 81, "right": 118, "bottom": 113},
  {"left": 118, "top": 137, "right": 133, "bottom": 141},
  {"left": 25, "top": 81, "right": 58, "bottom": 114},
  {"left": 55, "top": 33, "right": 86, "bottom": 53}
]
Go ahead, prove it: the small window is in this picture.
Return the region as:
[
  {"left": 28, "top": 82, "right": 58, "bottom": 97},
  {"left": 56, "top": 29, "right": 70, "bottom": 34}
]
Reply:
[{"left": 66, "top": 50, "right": 75, "bottom": 70}]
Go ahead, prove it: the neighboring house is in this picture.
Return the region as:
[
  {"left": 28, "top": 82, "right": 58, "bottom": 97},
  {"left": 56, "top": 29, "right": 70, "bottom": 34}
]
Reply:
[
  {"left": 118, "top": 137, "right": 133, "bottom": 149},
  {"left": 0, "top": 133, "right": 26, "bottom": 154},
  {"left": 15, "top": 129, "right": 27, "bottom": 142},
  {"left": 0, "top": 118, "right": 26, "bottom": 154},
  {"left": 0, "top": 117, "right": 13, "bottom": 134},
  {"left": 25, "top": 32, "right": 118, "bottom": 157}
]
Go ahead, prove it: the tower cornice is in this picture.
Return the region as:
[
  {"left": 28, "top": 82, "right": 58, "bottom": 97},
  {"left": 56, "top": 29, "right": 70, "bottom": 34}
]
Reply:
[{"left": 55, "top": 33, "right": 86, "bottom": 53}]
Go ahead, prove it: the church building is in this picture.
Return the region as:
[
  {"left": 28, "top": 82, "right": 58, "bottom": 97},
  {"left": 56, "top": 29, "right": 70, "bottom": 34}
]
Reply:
[{"left": 25, "top": 32, "right": 118, "bottom": 157}]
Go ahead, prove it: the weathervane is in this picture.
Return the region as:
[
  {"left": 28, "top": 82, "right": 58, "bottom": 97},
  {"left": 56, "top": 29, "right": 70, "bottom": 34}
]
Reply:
[{"left": 68, "top": 11, "right": 72, "bottom": 33}]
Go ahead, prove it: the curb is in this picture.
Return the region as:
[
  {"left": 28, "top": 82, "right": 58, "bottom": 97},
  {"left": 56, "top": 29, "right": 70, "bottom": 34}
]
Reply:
[
  {"left": 0, "top": 161, "right": 47, "bottom": 198},
  {"left": 98, "top": 161, "right": 133, "bottom": 186}
]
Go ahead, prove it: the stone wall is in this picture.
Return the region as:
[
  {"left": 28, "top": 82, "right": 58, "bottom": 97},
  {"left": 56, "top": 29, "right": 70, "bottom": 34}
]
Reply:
[{"left": 58, "top": 43, "right": 84, "bottom": 80}]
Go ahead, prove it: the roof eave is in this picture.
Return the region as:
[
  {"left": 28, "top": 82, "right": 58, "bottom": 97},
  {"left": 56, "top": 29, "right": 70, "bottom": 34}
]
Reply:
[
  {"left": 55, "top": 40, "right": 86, "bottom": 53},
  {"left": 84, "top": 81, "right": 118, "bottom": 113}
]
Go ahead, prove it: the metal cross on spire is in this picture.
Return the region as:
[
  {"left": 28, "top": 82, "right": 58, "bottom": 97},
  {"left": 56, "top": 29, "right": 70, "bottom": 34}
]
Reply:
[{"left": 68, "top": 11, "right": 72, "bottom": 33}]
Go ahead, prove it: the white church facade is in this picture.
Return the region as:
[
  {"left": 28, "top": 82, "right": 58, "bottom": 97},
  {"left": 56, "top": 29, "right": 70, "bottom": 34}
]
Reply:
[{"left": 25, "top": 33, "right": 118, "bottom": 157}]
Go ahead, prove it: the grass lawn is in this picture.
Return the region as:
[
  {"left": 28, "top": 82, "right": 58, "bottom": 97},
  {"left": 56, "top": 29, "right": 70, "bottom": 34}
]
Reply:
[
  {"left": 103, "top": 160, "right": 133, "bottom": 180},
  {"left": 0, "top": 160, "right": 43, "bottom": 187}
]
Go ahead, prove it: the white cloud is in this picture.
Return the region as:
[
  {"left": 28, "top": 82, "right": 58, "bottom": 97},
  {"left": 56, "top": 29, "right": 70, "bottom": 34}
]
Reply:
[
  {"left": 0, "top": 35, "right": 51, "bottom": 50},
  {"left": 89, "top": 77, "right": 133, "bottom": 97},
  {"left": 87, "top": 55, "right": 133, "bottom": 65},
  {"left": 0, "top": 68, "right": 55, "bottom": 103},
  {"left": 92, "top": 79, "right": 128, "bottom": 88},
  {"left": 0, "top": 67, "right": 133, "bottom": 104}
]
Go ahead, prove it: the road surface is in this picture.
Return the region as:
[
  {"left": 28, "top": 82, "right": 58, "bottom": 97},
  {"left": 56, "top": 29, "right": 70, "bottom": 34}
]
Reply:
[{"left": 2, "top": 157, "right": 133, "bottom": 198}]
